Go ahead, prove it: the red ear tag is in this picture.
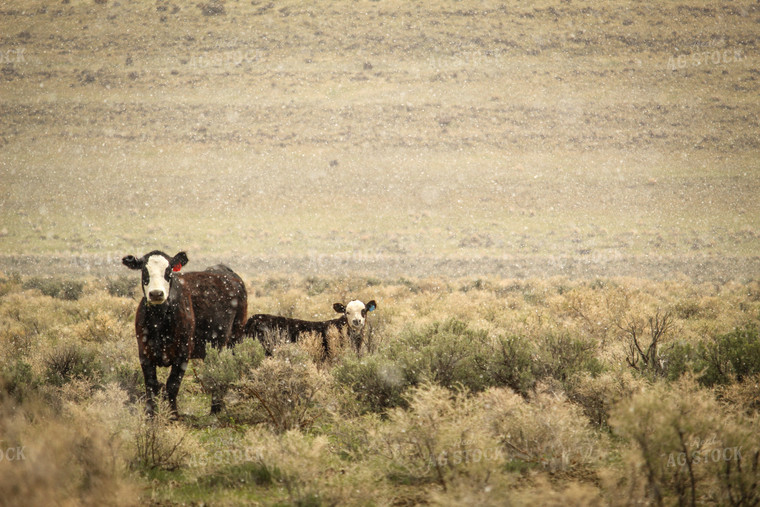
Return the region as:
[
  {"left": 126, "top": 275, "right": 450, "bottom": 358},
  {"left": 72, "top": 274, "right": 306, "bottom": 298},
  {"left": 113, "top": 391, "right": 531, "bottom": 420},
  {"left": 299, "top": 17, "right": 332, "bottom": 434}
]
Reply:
[{"left": 172, "top": 264, "right": 182, "bottom": 272}]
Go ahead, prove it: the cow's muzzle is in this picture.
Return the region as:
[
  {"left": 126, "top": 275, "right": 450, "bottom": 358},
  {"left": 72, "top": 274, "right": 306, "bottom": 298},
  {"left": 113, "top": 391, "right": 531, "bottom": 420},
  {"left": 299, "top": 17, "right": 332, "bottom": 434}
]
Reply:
[{"left": 148, "top": 290, "right": 167, "bottom": 304}]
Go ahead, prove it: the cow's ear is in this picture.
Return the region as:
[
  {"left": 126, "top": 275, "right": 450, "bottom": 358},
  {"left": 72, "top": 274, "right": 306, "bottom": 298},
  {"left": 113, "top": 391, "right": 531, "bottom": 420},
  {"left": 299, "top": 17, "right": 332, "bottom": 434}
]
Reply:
[
  {"left": 333, "top": 303, "right": 346, "bottom": 314},
  {"left": 122, "top": 255, "right": 143, "bottom": 270},
  {"left": 365, "top": 300, "right": 377, "bottom": 312},
  {"left": 171, "top": 252, "right": 189, "bottom": 270}
]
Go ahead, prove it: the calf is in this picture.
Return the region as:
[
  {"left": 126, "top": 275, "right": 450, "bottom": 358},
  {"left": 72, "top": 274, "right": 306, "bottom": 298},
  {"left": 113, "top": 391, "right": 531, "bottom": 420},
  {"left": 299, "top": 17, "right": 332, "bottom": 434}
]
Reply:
[
  {"left": 245, "top": 299, "right": 376, "bottom": 357},
  {"left": 122, "top": 250, "right": 247, "bottom": 416}
]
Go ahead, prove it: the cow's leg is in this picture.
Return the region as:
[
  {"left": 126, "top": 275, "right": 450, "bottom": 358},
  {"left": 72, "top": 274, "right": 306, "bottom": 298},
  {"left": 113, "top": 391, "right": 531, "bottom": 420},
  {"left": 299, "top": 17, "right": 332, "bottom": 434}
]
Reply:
[
  {"left": 165, "top": 361, "right": 187, "bottom": 419},
  {"left": 351, "top": 330, "right": 364, "bottom": 355},
  {"left": 210, "top": 393, "right": 224, "bottom": 414},
  {"left": 232, "top": 299, "right": 247, "bottom": 345},
  {"left": 321, "top": 331, "right": 330, "bottom": 361},
  {"left": 140, "top": 360, "right": 160, "bottom": 416},
  {"left": 209, "top": 341, "right": 226, "bottom": 414}
]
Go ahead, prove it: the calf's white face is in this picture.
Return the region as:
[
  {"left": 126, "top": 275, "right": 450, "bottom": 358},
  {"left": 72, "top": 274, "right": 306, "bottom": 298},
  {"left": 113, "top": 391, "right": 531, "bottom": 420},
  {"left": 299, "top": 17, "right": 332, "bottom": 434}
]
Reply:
[
  {"left": 336, "top": 299, "right": 376, "bottom": 331},
  {"left": 144, "top": 255, "right": 171, "bottom": 305},
  {"left": 345, "top": 300, "right": 367, "bottom": 329}
]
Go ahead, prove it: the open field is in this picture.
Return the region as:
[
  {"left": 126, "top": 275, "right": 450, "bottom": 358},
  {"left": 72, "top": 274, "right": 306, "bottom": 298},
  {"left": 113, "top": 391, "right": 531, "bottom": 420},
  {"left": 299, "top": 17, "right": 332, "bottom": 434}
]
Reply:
[
  {"left": 1, "top": 1, "right": 760, "bottom": 505},
  {"left": 1, "top": 0, "right": 758, "bottom": 281}
]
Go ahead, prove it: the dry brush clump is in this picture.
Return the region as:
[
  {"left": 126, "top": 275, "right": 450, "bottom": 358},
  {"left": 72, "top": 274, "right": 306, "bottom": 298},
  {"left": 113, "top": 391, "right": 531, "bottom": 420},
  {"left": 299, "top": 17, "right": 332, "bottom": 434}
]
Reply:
[
  {"left": 0, "top": 384, "right": 140, "bottom": 506},
  {"left": 715, "top": 373, "right": 760, "bottom": 415},
  {"left": 481, "top": 384, "right": 606, "bottom": 473},
  {"left": 565, "top": 369, "right": 648, "bottom": 429},
  {"left": 131, "top": 405, "right": 192, "bottom": 472},
  {"left": 299, "top": 328, "right": 338, "bottom": 363},
  {"left": 366, "top": 383, "right": 606, "bottom": 503},
  {"left": 555, "top": 281, "right": 631, "bottom": 345},
  {"left": 195, "top": 336, "right": 265, "bottom": 412},
  {"left": 44, "top": 341, "right": 102, "bottom": 387},
  {"left": 232, "top": 345, "right": 331, "bottom": 432},
  {"left": 373, "top": 384, "right": 505, "bottom": 491},
  {"left": 71, "top": 311, "right": 127, "bottom": 344},
  {"left": 244, "top": 426, "right": 390, "bottom": 506},
  {"left": 606, "top": 377, "right": 760, "bottom": 506}
]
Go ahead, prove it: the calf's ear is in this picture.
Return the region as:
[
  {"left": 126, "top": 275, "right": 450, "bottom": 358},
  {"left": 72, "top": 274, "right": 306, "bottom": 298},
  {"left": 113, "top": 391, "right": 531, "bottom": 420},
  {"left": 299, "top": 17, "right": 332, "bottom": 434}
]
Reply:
[
  {"left": 122, "top": 255, "right": 143, "bottom": 270},
  {"left": 365, "top": 300, "right": 377, "bottom": 312},
  {"left": 333, "top": 303, "right": 346, "bottom": 314},
  {"left": 171, "top": 252, "right": 189, "bottom": 270}
]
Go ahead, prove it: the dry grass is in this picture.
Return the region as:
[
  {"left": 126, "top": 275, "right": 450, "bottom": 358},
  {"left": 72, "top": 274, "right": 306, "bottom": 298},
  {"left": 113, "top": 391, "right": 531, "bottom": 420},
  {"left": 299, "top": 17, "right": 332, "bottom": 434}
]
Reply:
[
  {"left": 0, "top": 384, "right": 140, "bottom": 507},
  {"left": 1, "top": 272, "right": 759, "bottom": 504}
]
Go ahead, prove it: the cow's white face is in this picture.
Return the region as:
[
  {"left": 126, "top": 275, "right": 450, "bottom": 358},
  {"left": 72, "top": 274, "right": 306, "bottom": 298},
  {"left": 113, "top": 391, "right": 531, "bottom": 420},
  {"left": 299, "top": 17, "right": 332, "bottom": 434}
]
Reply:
[
  {"left": 144, "top": 254, "right": 171, "bottom": 305},
  {"left": 123, "top": 250, "right": 188, "bottom": 306},
  {"left": 339, "top": 299, "right": 377, "bottom": 331}
]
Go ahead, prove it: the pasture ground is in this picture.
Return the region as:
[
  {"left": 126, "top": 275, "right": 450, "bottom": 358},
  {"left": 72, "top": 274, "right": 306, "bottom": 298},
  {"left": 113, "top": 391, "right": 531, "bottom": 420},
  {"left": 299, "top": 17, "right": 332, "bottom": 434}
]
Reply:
[
  {"left": 1, "top": 1, "right": 759, "bottom": 505},
  {"left": 1, "top": 0, "right": 758, "bottom": 281},
  {"left": 1, "top": 273, "right": 759, "bottom": 505}
]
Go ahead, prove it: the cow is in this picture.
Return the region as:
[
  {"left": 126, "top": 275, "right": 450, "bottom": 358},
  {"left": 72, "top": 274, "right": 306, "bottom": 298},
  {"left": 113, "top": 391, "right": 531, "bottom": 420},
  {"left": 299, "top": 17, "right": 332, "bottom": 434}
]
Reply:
[
  {"left": 122, "top": 250, "right": 247, "bottom": 417},
  {"left": 245, "top": 299, "right": 377, "bottom": 358}
]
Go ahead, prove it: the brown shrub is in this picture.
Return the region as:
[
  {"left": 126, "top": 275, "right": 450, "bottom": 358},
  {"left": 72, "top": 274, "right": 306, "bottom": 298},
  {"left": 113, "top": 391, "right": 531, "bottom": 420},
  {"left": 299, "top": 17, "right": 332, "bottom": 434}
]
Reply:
[
  {"left": 606, "top": 376, "right": 760, "bottom": 506},
  {"left": 234, "top": 345, "right": 329, "bottom": 432},
  {"left": 511, "top": 477, "right": 605, "bottom": 507},
  {"left": 481, "top": 384, "right": 605, "bottom": 473},
  {"left": 565, "top": 370, "right": 647, "bottom": 428},
  {"left": 256, "top": 327, "right": 291, "bottom": 356},
  {"left": 373, "top": 383, "right": 507, "bottom": 492},
  {"left": 0, "top": 387, "right": 138, "bottom": 506},
  {"left": 716, "top": 373, "right": 760, "bottom": 414},
  {"left": 72, "top": 312, "right": 124, "bottom": 343},
  {"left": 245, "top": 426, "right": 391, "bottom": 506},
  {"left": 131, "top": 399, "right": 191, "bottom": 471},
  {"left": 300, "top": 329, "right": 330, "bottom": 363}
]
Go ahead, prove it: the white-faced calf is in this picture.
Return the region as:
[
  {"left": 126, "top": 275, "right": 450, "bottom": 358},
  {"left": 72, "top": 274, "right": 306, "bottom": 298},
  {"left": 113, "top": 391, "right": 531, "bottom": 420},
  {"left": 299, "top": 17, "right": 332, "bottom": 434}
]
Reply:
[{"left": 245, "top": 299, "right": 377, "bottom": 357}]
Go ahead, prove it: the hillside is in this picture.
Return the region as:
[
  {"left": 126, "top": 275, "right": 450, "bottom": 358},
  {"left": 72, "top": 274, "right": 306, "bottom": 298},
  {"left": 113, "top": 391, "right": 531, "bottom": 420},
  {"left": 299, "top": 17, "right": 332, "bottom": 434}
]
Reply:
[{"left": 1, "top": 0, "right": 758, "bottom": 281}]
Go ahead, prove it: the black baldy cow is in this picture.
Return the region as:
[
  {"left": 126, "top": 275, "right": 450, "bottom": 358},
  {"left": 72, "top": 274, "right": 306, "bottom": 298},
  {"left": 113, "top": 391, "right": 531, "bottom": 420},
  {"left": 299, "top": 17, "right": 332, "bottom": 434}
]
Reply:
[
  {"left": 245, "top": 299, "right": 376, "bottom": 357},
  {"left": 123, "top": 250, "right": 247, "bottom": 416}
]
